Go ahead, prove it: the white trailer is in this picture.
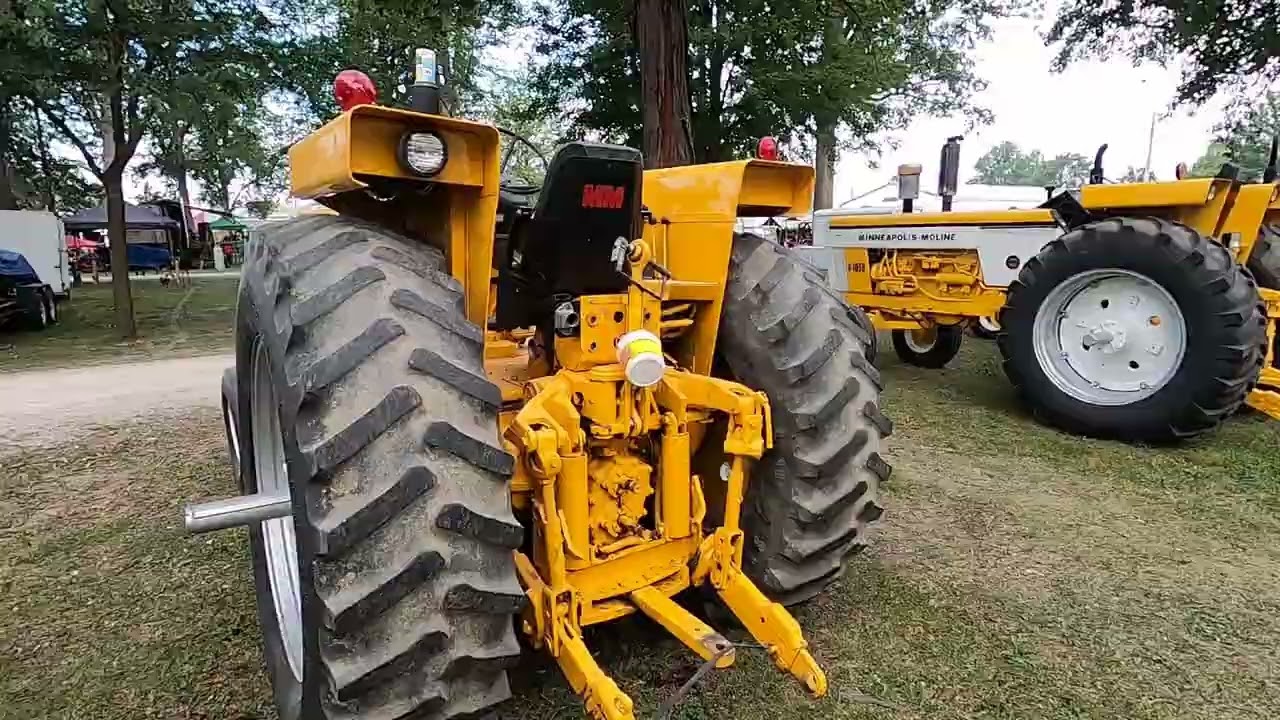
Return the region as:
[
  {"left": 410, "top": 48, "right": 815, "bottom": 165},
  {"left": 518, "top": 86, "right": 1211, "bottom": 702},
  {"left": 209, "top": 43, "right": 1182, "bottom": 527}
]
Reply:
[{"left": 0, "top": 210, "right": 71, "bottom": 298}]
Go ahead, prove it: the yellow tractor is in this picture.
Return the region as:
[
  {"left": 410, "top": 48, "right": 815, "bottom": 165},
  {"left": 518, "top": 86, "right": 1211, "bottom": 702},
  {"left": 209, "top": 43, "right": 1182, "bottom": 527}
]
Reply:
[
  {"left": 183, "top": 53, "right": 889, "bottom": 719},
  {"left": 806, "top": 139, "right": 1280, "bottom": 441}
]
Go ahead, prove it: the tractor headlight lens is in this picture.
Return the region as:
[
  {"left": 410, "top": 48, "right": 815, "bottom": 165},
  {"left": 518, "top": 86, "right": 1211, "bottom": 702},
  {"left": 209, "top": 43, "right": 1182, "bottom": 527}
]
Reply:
[{"left": 399, "top": 131, "right": 447, "bottom": 177}]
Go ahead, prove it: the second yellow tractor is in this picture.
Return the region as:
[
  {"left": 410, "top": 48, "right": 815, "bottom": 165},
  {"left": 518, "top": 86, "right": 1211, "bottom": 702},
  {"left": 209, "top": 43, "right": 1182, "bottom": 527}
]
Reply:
[{"left": 806, "top": 139, "right": 1280, "bottom": 441}]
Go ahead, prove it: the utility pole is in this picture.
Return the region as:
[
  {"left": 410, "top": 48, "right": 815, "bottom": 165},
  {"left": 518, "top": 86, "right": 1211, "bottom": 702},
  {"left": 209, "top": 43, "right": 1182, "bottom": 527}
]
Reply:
[{"left": 1141, "top": 112, "right": 1156, "bottom": 181}]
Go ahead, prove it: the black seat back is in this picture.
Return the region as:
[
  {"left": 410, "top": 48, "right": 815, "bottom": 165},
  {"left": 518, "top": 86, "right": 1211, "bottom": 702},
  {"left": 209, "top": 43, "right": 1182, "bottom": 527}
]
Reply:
[{"left": 495, "top": 142, "right": 644, "bottom": 329}]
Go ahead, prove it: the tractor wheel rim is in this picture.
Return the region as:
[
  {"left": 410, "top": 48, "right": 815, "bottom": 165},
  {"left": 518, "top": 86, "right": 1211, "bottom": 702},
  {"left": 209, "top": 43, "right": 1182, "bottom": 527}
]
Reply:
[
  {"left": 904, "top": 327, "right": 937, "bottom": 353},
  {"left": 978, "top": 315, "right": 1000, "bottom": 333},
  {"left": 1033, "top": 268, "right": 1186, "bottom": 406},
  {"left": 250, "top": 337, "right": 303, "bottom": 681},
  {"left": 224, "top": 395, "right": 241, "bottom": 473}
]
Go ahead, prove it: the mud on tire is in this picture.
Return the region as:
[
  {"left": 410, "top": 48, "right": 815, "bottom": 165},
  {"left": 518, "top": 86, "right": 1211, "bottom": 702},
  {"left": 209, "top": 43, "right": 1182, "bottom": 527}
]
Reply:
[
  {"left": 719, "top": 232, "right": 891, "bottom": 606},
  {"left": 236, "top": 215, "right": 525, "bottom": 720}
]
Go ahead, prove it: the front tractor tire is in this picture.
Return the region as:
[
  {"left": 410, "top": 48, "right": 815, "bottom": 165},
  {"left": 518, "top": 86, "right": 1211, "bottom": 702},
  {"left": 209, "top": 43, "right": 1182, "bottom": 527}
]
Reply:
[
  {"left": 891, "top": 325, "right": 964, "bottom": 368},
  {"left": 998, "top": 217, "right": 1266, "bottom": 441},
  {"left": 235, "top": 216, "right": 525, "bottom": 720},
  {"left": 720, "top": 233, "right": 891, "bottom": 606}
]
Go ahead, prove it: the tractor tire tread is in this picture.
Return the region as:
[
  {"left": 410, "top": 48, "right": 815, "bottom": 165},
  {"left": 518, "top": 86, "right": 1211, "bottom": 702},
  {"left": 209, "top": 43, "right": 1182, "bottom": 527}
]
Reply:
[
  {"left": 239, "top": 216, "right": 522, "bottom": 720},
  {"left": 1248, "top": 225, "right": 1280, "bottom": 289},
  {"left": 720, "top": 233, "right": 889, "bottom": 606}
]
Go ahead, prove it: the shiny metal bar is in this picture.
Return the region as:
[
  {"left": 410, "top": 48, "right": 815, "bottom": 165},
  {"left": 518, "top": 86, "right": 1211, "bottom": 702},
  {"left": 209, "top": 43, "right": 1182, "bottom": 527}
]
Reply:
[{"left": 184, "top": 493, "right": 291, "bottom": 534}]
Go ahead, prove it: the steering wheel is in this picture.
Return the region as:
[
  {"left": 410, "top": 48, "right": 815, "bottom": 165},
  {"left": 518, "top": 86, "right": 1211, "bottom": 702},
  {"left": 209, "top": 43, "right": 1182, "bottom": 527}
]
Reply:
[{"left": 497, "top": 126, "right": 549, "bottom": 195}]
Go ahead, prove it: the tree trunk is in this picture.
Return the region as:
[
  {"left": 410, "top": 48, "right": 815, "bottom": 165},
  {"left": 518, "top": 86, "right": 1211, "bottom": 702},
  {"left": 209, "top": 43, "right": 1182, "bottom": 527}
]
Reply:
[
  {"left": 169, "top": 126, "right": 195, "bottom": 244},
  {"left": 100, "top": 95, "right": 115, "bottom": 168},
  {"left": 636, "top": 0, "right": 694, "bottom": 168},
  {"left": 813, "top": 16, "right": 841, "bottom": 210},
  {"left": 173, "top": 169, "right": 195, "bottom": 250},
  {"left": 33, "top": 102, "right": 57, "bottom": 212},
  {"left": 0, "top": 96, "right": 18, "bottom": 210},
  {"left": 104, "top": 171, "right": 136, "bottom": 337},
  {"left": 814, "top": 122, "right": 837, "bottom": 210}
]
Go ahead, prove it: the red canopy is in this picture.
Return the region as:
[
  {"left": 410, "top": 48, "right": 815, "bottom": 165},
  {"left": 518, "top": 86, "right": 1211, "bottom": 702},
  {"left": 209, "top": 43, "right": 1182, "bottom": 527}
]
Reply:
[{"left": 66, "top": 236, "right": 100, "bottom": 250}]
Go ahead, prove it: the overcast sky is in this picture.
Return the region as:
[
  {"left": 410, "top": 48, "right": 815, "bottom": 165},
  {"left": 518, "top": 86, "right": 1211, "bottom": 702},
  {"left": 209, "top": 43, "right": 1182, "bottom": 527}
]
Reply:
[{"left": 833, "top": 12, "right": 1223, "bottom": 204}]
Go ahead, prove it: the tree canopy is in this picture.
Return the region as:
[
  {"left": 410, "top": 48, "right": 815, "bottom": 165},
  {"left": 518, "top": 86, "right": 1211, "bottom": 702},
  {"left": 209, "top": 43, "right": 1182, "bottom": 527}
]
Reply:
[
  {"left": 1047, "top": 1, "right": 1280, "bottom": 106},
  {"left": 1185, "top": 94, "right": 1279, "bottom": 181},
  {"left": 0, "top": 0, "right": 520, "bottom": 337},
  {"left": 0, "top": 98, "right": 98, "bottom": 212},
  {"left": 283, "top": 0, "right": 522, "bottom": 120},
  {"left": 527, "top": 0, "right": 1016, "bottom": 166},
  {"left": 970, "top": 141, "right": 1092, "bottom": 187},
  {"left": 0, "top": 0, "right": 291, "bottom": 335}
]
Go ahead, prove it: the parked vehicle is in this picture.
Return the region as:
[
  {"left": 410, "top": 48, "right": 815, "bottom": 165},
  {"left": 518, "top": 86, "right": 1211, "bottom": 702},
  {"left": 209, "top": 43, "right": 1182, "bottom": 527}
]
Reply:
[
  {"left": 0, "top": 249, "right": 56, "bottom": 330},
  {"left": 0, "top": 210, "right": 71, "bottom": 299}
]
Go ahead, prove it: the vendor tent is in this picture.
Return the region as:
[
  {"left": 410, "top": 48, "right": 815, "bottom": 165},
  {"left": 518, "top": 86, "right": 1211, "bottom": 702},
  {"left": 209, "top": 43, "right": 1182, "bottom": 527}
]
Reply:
[
  {"left": 65, "top": 236, "right": 100, "bottom": 250},
  {"left": 62, "top": 203, "right": 179, "bottom": 231},
  {"left": 208, "top": 216, "right": 247, "bottom": 231}
]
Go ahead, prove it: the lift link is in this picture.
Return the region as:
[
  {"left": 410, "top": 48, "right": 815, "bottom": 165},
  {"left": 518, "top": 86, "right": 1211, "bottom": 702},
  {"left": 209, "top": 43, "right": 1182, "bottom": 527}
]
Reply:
[
  {"left": 693, "top": 528, "right": 828, "bottom": 696},
  {"left": 500, "top": 238, "right": 827, "bottom": 720},
  {"left": 506, "top": 371, "right": 824, "bottom": 720}
]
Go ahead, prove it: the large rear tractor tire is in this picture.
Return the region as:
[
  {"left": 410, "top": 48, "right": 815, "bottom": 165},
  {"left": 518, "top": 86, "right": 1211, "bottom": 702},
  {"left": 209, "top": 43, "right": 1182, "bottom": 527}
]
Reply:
[
  {"left": 1246, "top": 225, "right": 1280, "bottom": 289},
  {"left": 236, "top": 216, "right": 525, "bottom": 720},
  {"left": 720, "top": 233, "right": 891, "bottom": 606},
  {"left": 998, "top": 217, "right": 1265, "bottom": 441}
]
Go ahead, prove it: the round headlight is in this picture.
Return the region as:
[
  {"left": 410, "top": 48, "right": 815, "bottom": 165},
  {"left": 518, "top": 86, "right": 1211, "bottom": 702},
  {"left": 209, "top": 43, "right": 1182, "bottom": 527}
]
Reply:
[{"left": 399, "top": 131, "right": 447, "bottom": 177}]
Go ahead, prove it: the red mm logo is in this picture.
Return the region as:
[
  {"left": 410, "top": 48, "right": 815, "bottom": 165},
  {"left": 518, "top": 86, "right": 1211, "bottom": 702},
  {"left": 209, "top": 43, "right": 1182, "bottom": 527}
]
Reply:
[{"left": 581, "top": 184, "right": 625, "bottom": 209}]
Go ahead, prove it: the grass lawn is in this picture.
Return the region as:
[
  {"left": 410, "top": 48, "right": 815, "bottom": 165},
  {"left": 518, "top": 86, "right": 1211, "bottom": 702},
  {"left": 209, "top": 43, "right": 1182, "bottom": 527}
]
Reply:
[
  {"left": 2, "top": 338, "right": 1279, "bottom": 719},
  {"left": 0, "top": 277, "right": 239, "bottom": 372}
]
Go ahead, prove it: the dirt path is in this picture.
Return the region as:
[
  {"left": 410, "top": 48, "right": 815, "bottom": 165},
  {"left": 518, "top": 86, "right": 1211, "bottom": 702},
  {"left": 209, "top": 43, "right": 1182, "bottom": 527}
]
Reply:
[{"left": 0, "top": 353, "right": 232, "bottom": 453}]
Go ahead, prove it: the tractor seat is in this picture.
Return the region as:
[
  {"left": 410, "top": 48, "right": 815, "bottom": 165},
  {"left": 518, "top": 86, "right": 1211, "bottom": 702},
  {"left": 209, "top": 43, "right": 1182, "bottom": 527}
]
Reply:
[{"left": 493, "top": 142, "right": 645, "bottom": 329}]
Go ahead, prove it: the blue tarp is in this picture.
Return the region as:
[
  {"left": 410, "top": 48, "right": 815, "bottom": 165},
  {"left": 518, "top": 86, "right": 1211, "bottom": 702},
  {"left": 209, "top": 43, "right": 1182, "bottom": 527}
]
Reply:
[
  {"left": 0, "top": 250, "right": 40, "bottom": 285},
  {"left": 127, "top": 244, "right": 172, "bottom": 270}
]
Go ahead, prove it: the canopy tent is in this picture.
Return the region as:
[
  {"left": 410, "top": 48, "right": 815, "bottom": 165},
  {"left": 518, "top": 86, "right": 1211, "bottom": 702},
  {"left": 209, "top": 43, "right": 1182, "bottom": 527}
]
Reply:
[
  {"left": 62, "top": 203, "right": 179, "bottom": 231},
  {"left": 65, "top": 236, "right": 100, "bottom": 250},
  {"left": 208, "top": 216, "right": 248, "bottom": 231}
]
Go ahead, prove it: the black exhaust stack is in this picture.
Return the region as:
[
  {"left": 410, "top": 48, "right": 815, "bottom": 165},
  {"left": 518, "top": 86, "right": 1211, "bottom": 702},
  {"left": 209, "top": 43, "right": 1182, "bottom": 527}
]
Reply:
[
  {"left": 938, "top": 136, "right": 962, "bottom": 212},
  {"left": 1089, "top": 144, "right": 1108, "bottom": 185}
]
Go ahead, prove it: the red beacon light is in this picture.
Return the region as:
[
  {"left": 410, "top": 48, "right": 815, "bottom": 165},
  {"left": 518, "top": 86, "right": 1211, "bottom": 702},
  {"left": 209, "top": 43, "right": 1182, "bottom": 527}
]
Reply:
[
  {"left": 334, "top": 69, "right": 377, "bottom": 112},
  {"left": 757, "top": 135, "right": 780, "bottom": 161}
]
